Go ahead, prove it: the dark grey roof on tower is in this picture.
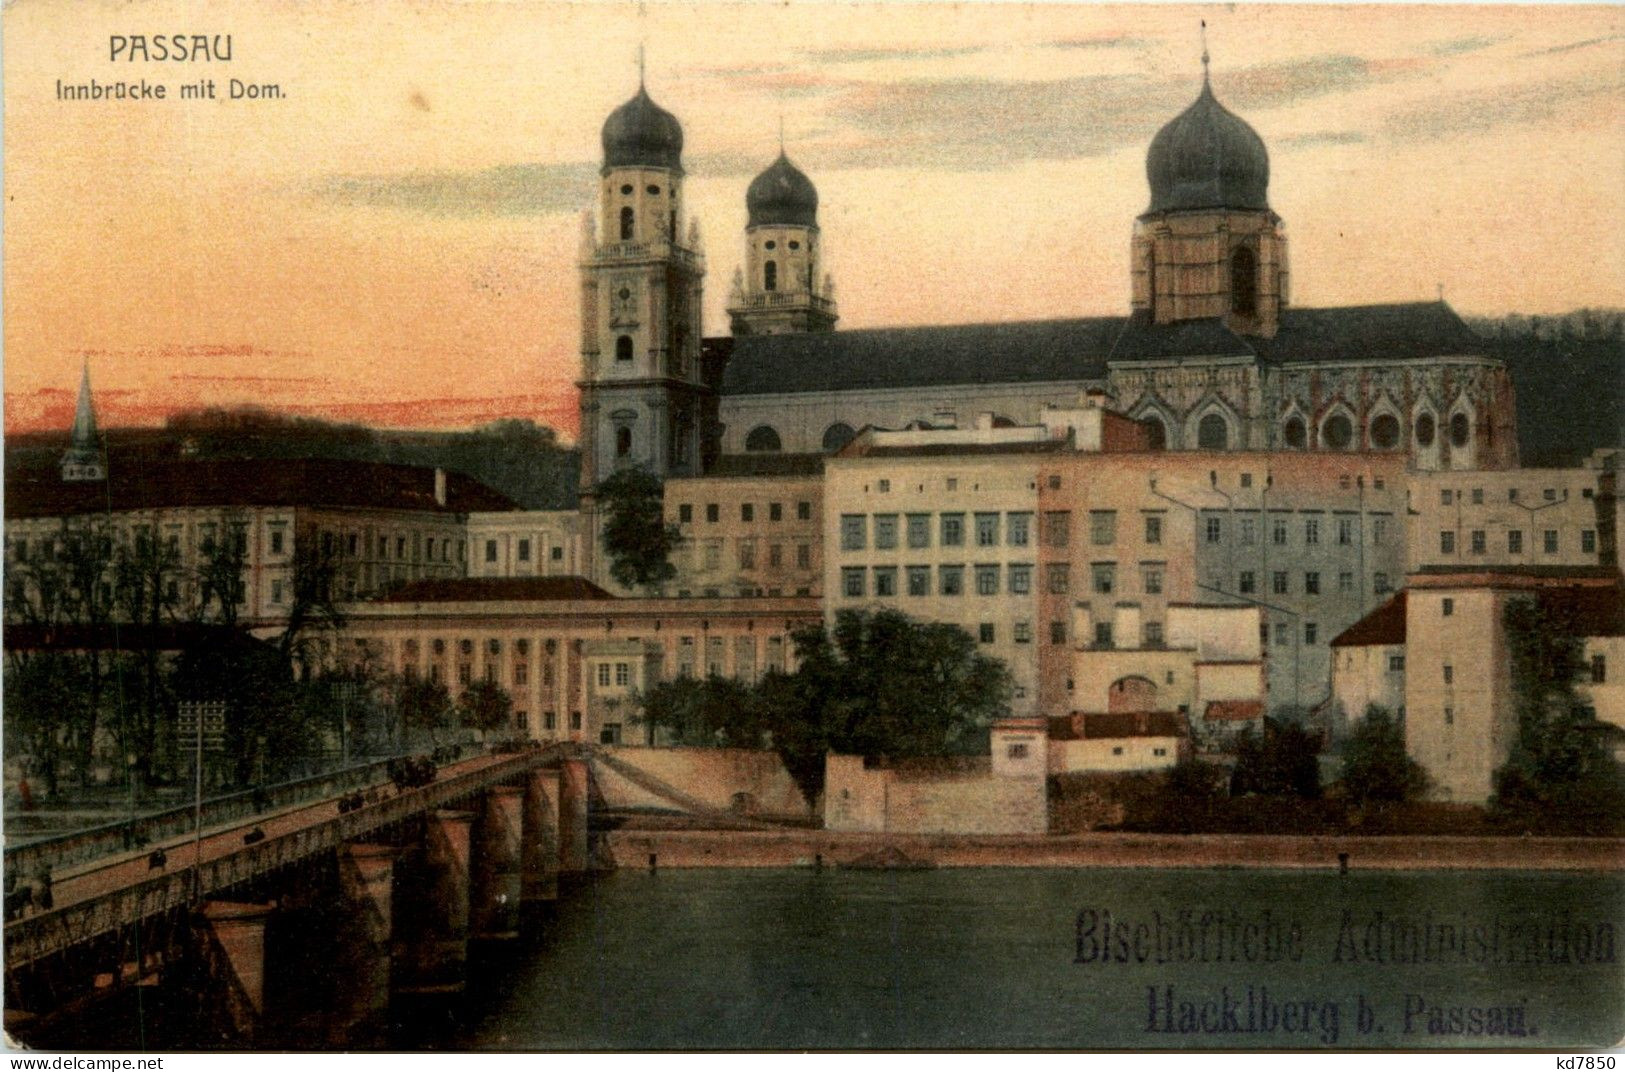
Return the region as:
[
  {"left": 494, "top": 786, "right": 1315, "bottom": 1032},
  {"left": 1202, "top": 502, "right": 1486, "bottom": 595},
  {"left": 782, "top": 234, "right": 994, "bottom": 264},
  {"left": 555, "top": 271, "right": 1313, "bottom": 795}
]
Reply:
[
  {"left": 746, "top": 152, "right": 819, "bottom": 229},
  {"left": 601, "top": 85, "right": 684, "bottom": 172},
  {"left": 716, "top": 303, "right": 1483, "bottom": 397},
  {"left": 1145, "top": 81, "right": 1270, "bottom": 214}
]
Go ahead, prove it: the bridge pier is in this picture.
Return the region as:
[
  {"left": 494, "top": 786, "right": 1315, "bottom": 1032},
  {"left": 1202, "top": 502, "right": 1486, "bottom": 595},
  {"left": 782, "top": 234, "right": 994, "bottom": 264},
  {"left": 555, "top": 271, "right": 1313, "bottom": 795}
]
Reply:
[
  {"left": 196, "top": 900, "right": 277, "bottom": 1042},
  {"left": 522, "top": 769, "right": 561, "bottom": 904},
  {"left": 472, "top": 787, "right": 524, "bottom": 941},
  {"left": 395, "top": 809, "right": 473, "bottom": 995},
  {"left": 332, "top": 843, "right": 396, "bottom": 1045},
  {"left": 559, "top": 759, "right": 590, "bottom": 875}
]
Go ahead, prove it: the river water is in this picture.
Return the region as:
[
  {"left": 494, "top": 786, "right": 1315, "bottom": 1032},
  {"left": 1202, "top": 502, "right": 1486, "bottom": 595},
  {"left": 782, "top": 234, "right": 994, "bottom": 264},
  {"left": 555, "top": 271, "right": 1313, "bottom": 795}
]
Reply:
[{"left": 447, "top": 867, "right": 1624, "bottom": 1051}]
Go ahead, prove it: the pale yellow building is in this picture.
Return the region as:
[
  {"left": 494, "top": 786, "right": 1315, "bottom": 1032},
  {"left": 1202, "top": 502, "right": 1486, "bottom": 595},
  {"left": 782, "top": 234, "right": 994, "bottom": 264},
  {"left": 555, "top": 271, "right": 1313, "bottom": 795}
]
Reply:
[
  {"left": 341, "top": 578, "right": 820, "bottom": 745},
  {"left": 466, "top": 510, "right": 584, "bottom": 579},
  {"left": 664, "top": 455, "right": 824, "bottom": 598},
  {"left": 1402, "top": 570, "right": 1622, "bottom": 802},
  {"left": 1406, "top": 454, "right": 1620, "bottom": 573}
]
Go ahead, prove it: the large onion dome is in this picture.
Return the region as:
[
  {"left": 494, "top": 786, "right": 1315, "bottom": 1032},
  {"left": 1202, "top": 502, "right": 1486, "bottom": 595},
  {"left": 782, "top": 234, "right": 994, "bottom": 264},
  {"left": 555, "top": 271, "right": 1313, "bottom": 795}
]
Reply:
[
  {"left": 1145, "top": 80, "right": 1270, "bottom": 214},
  {"left": 746, "top": 152, "right": 819, "bottom": 228},
  {"left": 601, "top": 85, "right": 684, "bottom": 171}
]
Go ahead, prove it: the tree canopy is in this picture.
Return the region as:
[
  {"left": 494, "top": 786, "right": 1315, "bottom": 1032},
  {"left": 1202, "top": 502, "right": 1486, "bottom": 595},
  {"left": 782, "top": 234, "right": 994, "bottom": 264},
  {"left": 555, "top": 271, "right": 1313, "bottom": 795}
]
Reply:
[
  {"left": 595, "top": 467, "right": 681, "bottom": 590},
  {"left": 1231, "top": 716, "right": 1322, "bottom": 799},
  {"left": 1493, "top": 596, "right": 1624, "bottom": 831},
  {"left": 636, "top": 608, "right": 1012, "bottom": 803},
  {"left": 1339, "top": 705, "right": 1428, "bottom": 804}
]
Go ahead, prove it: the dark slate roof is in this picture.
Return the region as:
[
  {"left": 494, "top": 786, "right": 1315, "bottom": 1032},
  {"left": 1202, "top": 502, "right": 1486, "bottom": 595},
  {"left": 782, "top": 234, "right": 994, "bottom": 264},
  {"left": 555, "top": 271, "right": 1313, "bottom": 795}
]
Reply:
[
  {"left": 5, "top": 458, "right": 517, "bottom": 520},
  {"left": 1330, "top": 591, "right": 1407, "bottom": 648},
  {"left": 717, "top": 303, "right": 1485, "bottom": 397},
  {"left": 719, "top": 317, "right": 1122, "bottom": 396},
  {"left": 373, "top": 576, "right": 614, "bottom": 603},
  {"left": 704, "top": 452, "right": 825, "bottom": 478},
  {"left": 1255, "top": 303, "right": 1485, "bottom": 363}
]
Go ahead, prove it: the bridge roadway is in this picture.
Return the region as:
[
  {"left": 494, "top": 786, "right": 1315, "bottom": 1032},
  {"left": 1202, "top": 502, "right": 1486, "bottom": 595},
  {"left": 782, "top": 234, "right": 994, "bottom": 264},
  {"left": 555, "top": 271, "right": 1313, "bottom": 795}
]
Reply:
[{"left": 4, "top": 747, "right": 564, "bottom": 972}]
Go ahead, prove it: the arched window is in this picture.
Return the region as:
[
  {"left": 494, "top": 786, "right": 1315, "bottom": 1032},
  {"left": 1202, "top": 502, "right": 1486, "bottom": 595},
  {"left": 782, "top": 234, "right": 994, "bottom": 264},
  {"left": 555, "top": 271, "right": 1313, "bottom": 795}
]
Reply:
[
  {"left": 1415, "top": 412, "right": 1436, "bottom": 447},
  {"left": 615, "top": 426, "right": 632, "bottom": 458},
  {"left": 1282, "top": 416, "right": 1307, "bottom": 449},
  {"left": 822, "top": 422, "right": 856, "bottom": 452},
  {"left": 1108, "top": 676, "right": 1158, "bottom": 713},
  {"left": 1370, "top": 414, "right": 1401, "bottom": 449},
  {"left": 1142, "top": 415, "right": 1167, "bottom": 450},
  {"left": 615, "top": 335, "right": 633, "bottom": 362},
  {"left": 744, "top": 426, "right": 782, "bottom": 453},
  {"left": 764, "top": 260, "right": 778, "bottom": 292},
  {"left": 1322, "top": 414, "right": 1353, "bottom": 450},
  {"left": 619, "top": 206, "right": 634, "bottom": 241},
  {"left": 1197, "top": 413, "right": 1229, "bottom": 450},
  {"left": 1230, "top": 246, "right": 1258, "bottom": 318},
  {"left": 1450, "top": 412, "right": 1471, "bottom": 447}
]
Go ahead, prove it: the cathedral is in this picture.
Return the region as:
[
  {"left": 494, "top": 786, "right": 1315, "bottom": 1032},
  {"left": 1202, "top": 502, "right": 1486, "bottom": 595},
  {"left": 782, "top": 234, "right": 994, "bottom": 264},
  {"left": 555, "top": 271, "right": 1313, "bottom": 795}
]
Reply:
[{"left": 576, "top": 61, "right": 1520, "bottom": 494}]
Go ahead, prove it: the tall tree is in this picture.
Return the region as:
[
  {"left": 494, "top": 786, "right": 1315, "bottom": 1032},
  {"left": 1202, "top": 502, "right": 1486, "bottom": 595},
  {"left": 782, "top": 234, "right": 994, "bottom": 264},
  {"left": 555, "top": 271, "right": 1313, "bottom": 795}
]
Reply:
[
  {"left": 458, "top": 679, "right": 514, "bottom": 743},
  {"left": 595, "top": 468, "right": 681, "bottom": 590},
  {"left": 1494, "top": 596, "right": 1624, "bottom": 829},
  {"left": 1339, "top": 705, "right": 1428, "bottom": 804},
  {"left": 278, "top": 523, "right": 345, "bottom": 675}
]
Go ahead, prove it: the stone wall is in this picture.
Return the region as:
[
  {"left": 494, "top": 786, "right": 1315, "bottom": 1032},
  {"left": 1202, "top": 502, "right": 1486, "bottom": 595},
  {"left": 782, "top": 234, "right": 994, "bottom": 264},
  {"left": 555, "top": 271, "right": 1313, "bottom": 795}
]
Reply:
[
  {"left": 823, "top": 754, "right": 1047, "bottom": 835},
  {"left": 593, "top": 746, "right": 813, "bottom": 819}
]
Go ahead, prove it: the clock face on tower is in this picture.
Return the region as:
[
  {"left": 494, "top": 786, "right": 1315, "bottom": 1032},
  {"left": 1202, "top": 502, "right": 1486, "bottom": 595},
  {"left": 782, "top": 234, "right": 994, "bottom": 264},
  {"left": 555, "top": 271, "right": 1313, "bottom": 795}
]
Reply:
[{"left": 611, "top": 278, "right": 639, "bottom": 326}]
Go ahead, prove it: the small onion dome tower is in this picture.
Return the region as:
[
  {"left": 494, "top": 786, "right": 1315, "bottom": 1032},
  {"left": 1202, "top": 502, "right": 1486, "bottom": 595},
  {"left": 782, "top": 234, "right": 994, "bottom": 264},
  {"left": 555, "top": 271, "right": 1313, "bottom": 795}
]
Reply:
[
  {"left": 61, "top": 360, "right": 106, "bottom": 482},
  {"left": 577, "top": 69, "right": 707, "bottom": 501},
  {"left": 1132, "top": 43, "right": 1287, "bottom": 337},
  {"left": 729, "top": 149, "right": 837, "bottom": 337}
]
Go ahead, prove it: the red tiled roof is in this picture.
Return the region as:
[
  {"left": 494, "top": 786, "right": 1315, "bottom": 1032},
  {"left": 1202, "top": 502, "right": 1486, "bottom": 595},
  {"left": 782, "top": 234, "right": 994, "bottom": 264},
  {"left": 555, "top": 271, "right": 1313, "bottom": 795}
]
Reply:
[
  {"left": 1330, "top": 591, "right": 1407, "bottom": 648},
  {"left": 1050, "top": 711, "right": 1187, "bottom": 740},
  {"left": 5, "top": 458, "right": 517, "bottom": 519},
  {"left": 372, "top": 576, "right": 614, "bottom": 603},
  {"left": 1204, "top": 699, "right": 1266, "bottom": 722}
]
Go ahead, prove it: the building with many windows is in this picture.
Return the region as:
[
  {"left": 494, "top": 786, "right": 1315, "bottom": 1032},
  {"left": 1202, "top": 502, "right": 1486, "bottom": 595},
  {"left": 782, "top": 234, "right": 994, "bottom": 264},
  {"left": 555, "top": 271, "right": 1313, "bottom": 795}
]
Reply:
[
  {"left": 1406, "top": 453, "right": 1619, "bottom": 573},
  {"left": 466, "top": 510, "right": 584, "bottom": 579},
  {"left": 342, "top": 578, "right": 820, "bottom": 745},
  {"left": 664, "top": 454, "right": 825, "bottom": 598}
]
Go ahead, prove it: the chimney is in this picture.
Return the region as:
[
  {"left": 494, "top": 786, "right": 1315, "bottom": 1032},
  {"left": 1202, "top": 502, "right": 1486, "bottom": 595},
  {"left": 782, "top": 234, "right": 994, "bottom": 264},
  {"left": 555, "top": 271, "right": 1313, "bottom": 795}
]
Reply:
[{"left": 433, "top": 468, "right": 447, "bottom": 507}]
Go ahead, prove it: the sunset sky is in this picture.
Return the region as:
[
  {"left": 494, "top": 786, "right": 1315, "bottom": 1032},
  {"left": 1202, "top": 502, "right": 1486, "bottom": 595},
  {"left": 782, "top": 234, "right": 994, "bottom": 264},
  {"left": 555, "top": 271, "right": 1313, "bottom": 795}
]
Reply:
[{"left": 4, "top": 2, "right": 1622, "bottom": 440}]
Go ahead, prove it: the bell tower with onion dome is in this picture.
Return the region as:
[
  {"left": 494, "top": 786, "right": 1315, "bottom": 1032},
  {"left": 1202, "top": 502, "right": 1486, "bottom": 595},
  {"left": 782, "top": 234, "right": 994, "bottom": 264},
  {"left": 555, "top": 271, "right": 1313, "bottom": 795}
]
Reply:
[
  {"left": 1132, "top": 39, "right": 1288, "bottom": 338},
  {"left": 577, "top": 69, "right": 708, "bottom": 492},
  {"left": 727, "top": 144, "right": 838, "bottom": 337}
]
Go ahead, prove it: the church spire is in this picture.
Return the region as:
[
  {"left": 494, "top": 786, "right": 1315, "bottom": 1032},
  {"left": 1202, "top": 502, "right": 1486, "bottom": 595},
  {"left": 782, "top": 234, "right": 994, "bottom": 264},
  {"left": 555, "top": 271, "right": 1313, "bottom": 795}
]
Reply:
[
  {"left": 61, "top": 360, "right": 106, "bottom": 482},
  {"left": 1200, "top": 20, "right": 1210, "bottom": 86}
]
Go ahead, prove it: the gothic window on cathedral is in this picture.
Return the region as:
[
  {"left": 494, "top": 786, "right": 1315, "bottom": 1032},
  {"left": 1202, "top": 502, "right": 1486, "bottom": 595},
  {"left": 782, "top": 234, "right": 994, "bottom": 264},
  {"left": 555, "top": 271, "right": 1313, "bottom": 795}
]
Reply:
[
  {"left": 823, "top": 422, "right": 856, "bottom": 452},
  {"left": 1322, "top": 414, "right": 1353, "bottom": 451},
  {"left": 619, "top": 206, "right": 634, "bottom": 241},
  {"left": 1370, "top": 414, "right": 1401, "bottom": 449},
  {"left": 764, "top": 260, "right": 778, "bottom": 292},
  {"left": 1415, "top": 413, "right": 1436, "bottom": 447},
  {"left": 745, "top": 426, "right": 782, "bottom": 453},
  {"left": 1144, "top": 417, "right": 1167, "bottom": 450},
  {"left": 1450, "top": 413, "right": 1471, "bottom": 448},
  {"left": 1230, "top": 247, "right": 1258, "bottom": 318},
  {"left": 1283, "top": 416, "right": 1307, "bottom": 449},
  {"left": 1197, "top": 414, "right": 1229, "bottom": 451}
]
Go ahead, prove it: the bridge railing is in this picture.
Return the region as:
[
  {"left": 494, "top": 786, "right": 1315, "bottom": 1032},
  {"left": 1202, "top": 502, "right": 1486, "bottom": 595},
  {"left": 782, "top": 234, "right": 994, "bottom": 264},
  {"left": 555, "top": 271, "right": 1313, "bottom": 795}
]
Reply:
[
  {"left": 3, "top": 745, "right": 560, "bottom": 969},
  {"left": 3, "top": 745, "right": 482, "bottom": 880}
]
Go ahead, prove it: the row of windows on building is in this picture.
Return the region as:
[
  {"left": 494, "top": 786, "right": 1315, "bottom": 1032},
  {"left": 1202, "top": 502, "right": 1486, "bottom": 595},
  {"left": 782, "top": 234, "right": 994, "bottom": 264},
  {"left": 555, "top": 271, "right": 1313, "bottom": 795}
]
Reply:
[
  {"left": 1233, "top": 570, "right": 1393, "bottom": 597},
  {"left": 677, "top": 500, "right": 815, "bottom": 524},
  {"left": 320, "top": 529, "right": 464, "bottom": 565},
  {"left": 840, "top": 561, "right": 1173, "bottom": 598},
  {"left": 1438, "top": 485, "right": 1588, "bottom": 507},
  {"left": 395, "top": 635, "right": 792, "bottom": 686},
  {"left": 1200, "top": 514, "right": 1389, "bottom": 547},
  {"left": 1436, "top": 529, "right": 1597, "bottom": 556},
  {"left": 840, "top": 511, "right": 1043, "bottom": 552},
  {"left": 482, "top": 537, "right": 567, "bottom": 564},
  {"left": 685, "top": 539, "right": 814, "bottom": 572}
]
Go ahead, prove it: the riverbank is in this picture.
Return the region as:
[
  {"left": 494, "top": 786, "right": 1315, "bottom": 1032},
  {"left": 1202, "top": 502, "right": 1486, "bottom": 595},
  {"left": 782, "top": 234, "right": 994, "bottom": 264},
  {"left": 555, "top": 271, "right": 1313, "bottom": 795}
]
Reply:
[{"left": 604, "top": 828, "right": 1625, "bottom": 872}]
